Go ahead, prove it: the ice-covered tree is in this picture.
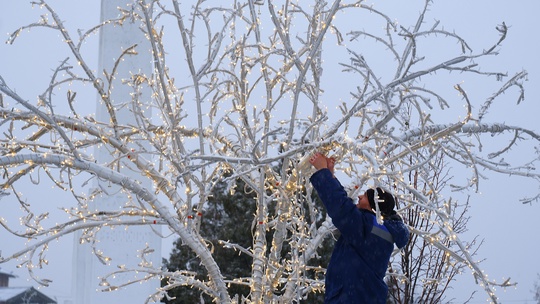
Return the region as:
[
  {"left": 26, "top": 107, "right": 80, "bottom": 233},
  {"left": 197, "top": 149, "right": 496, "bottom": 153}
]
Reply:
[
  {"left": 0, "top": 0, "right": 538, "bottom": 303},
  {"left": 386, "top": 151, "right": 482, "bottom": 303}
]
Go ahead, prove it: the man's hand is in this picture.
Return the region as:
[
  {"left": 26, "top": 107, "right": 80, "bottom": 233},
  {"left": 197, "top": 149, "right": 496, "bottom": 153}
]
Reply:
[
  {"left": 327, "top": 156, "right": 335, "bottom": 174},
  {"left": 309, "top": 152, "right": 336, "bottom": 172},
  {"left": 309, "top": 153, "right": 328, "bottom": 170}
]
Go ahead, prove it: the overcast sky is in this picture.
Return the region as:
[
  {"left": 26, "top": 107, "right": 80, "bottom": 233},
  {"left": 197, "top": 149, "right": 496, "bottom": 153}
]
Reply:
[{"left": 1, "top": 1, "right": 539, "bottom": 303}]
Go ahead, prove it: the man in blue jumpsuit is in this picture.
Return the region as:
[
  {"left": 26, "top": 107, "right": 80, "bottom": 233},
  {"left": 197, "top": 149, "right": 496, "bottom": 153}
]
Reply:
[{"left": 308, "top": 153, "right": 410, "bottom": 303}]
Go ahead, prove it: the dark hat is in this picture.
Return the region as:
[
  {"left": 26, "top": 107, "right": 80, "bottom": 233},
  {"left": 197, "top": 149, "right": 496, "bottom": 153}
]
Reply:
[{"left": 366, "top": 187, "right": 395, "bottom": 215}]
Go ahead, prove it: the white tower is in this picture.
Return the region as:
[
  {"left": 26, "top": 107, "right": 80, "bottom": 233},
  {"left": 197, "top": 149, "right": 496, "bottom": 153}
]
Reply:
[{"left": 72, "top": 1, "right": 161, "bottom": 303}]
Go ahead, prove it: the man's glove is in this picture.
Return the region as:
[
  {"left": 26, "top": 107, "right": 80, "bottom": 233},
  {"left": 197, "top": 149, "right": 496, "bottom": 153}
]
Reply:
[{"left": 383, "top": 211, "right": 403, "bottom": 222}]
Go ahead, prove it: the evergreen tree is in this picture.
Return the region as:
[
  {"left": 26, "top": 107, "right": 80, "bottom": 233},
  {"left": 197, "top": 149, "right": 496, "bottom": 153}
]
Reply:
[
  {"left": 163, "top": 174, "right": 334, "bottom": 303},
  {"left": 162, "top": 176, "right": 256, "bottom": 303}
]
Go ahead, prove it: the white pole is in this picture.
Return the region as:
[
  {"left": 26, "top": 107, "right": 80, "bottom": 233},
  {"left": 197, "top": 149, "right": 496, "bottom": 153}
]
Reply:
[{"left": 72, "top": 1, "right": 161, "bottom": 303}]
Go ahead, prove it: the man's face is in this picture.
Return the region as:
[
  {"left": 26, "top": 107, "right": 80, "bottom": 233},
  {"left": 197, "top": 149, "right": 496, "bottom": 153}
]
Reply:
[{"left": 357, "top": 191, "right": 371, "bottom": 210}]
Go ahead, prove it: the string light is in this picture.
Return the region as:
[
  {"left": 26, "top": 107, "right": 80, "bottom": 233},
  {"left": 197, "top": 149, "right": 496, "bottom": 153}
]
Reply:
[{"left": 0, "top": 1, "right": 531, "bottom": 303}]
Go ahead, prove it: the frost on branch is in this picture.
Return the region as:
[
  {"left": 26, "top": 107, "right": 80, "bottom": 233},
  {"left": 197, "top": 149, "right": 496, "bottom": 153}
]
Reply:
[{"left": 0, "top": 0, "right": 538, "bottom": 303}]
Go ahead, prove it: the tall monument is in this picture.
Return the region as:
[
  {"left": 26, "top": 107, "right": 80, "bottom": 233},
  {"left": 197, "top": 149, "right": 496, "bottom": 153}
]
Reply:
[{"left": 72, "top": 1, "right": 161, "bottom": 303}]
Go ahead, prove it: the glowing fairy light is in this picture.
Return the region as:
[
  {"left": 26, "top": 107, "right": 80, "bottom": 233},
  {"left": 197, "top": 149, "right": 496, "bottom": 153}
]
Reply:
[{"left": 0, "top": 1, "right": 531, "bottom": 303}]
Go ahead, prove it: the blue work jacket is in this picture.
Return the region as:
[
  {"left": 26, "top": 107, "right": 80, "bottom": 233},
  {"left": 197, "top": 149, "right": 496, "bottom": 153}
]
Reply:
[{"left": 310, "top": 169, "right": 410, "bottom": 304}]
